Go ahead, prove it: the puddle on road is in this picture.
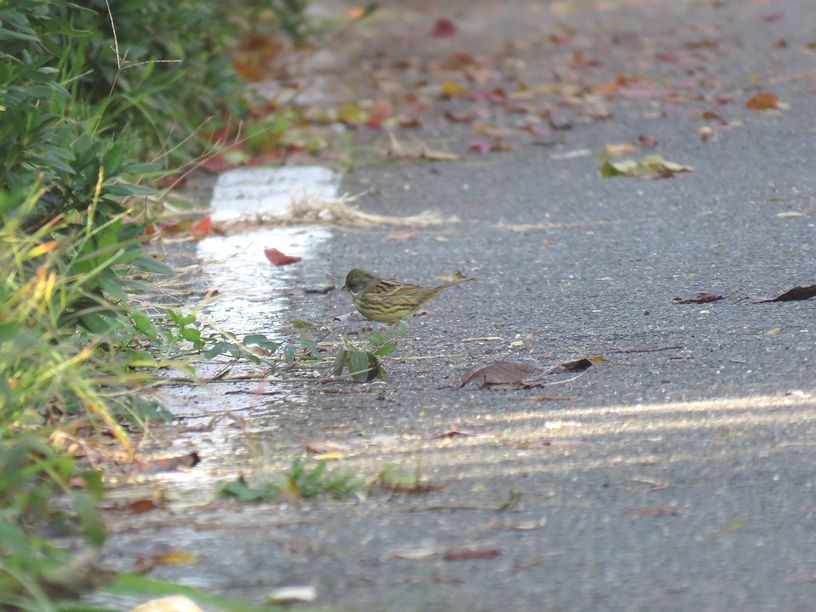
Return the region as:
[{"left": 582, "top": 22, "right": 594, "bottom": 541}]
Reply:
[{"left": 146, "top": 166, "right": 341, "bottom": 492}]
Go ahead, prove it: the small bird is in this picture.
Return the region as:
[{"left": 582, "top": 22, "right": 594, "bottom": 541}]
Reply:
[{"left": 343, "top": 269, "right": 471, "bottom": 323}]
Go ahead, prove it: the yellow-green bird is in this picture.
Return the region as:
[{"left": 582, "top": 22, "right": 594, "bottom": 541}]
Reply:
[{"left": 342, "top": 269, "right": 471, "bottom": 323}]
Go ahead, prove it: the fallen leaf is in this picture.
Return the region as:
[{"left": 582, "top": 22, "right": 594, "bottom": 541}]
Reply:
[
  {"left": 386, "top": 230, "right": 417, "bottom": 241},
  {"left": 638, "top": 134, "right": 658, "bottom": 148},
  {"left": 421, "top": 149, "right": 460, "bottom": 161},
  {"left": 267, "top": 585, "right": 317, "bottom": 604},
  {"left": 131, "top": 596, "right": 203, "bottom": 612},
  {"left": 765, "top": 327, "right": 782, "bottom": 335},
  {"left": 190, "top": 216, "right": 211, "bottom": 239},
  {"left": 604, "top": 143, "right": 636, "bottom": 156},
  {"left": 433, "top": 425, "right": 476, "bottom": 439},
  {"left": 546, "top": 358, "right": 593, "bottom": 373},
  {"left": 431, "top": 18, "right": 456, "bottom": 37},
  {"left": 627, "top": 506, "right": 679, "bottom": 518},
  {"left": 440, "top": 80, "right": 467, "bottom": 98},
  {"left": 264, "top": 248, "right": 301, "bottom": 266},
  {"left": 529, "top": 395, "right": 571, "bottom": 402},
  {"left": 305, "top": 441, "right": 351, "bottom": 455},
  {"left": 129, "top": 452, "right": 200, "bottom": 475},
  {"left": 106, "top": 499, "right": 157, "bottom": 515},
  {"left": 746, "top": 92, "right": 780, "bottom": 111},
  {"left": 393, "top": 546, "right": 440, "bottom": 560},
  {"left": 443, "top": 547, "right": 502, "bottom": 561},
  {"left": 153, "top": 550, "right": 199, "bottom": 566},
  {"left": 751, "top": 284, "right": 816, "bottom": 302},
  {"left": 701, "top": 110, "right": 727, "bottom": 124},
  {"left": 673, "top": 292, "right": 724, "bottom": 304},
  {"left": 600, "top": 155, "right": 693, "bottom": 178},
  {"left": 458, "top": 362, "right": 538, "bottom": 388}
]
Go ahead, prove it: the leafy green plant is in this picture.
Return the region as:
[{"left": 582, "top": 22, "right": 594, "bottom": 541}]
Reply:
[
  {"left": 333, "top": 325, "right": 404, "bottom": 382},
  {"left": 220, "top": 457, "right": 362, "bottom": 502}
]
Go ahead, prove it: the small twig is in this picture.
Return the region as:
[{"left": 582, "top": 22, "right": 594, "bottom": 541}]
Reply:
[{"left": 606, "top": 345, "right": 685, "bottom": 355}]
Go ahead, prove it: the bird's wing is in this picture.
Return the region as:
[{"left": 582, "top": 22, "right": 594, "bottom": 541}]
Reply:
[{"left": 373, "top": 278, "right": 426, "bottom": 297}]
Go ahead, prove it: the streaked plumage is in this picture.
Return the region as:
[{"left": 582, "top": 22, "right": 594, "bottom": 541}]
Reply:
[{"left": 343, "top": 269, "right": 470, "bottom": 323}]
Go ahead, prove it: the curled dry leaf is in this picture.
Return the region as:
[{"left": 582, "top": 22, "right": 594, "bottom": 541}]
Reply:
[
  {"left": 264, "top": 247, "right": 302, "bottom": 266},
  {"left": 542, "top": 358, "right": 593, "bottom": 373},
  {"left": 129, "top": 452, "right": 200, "bottom": 475},
  {"left": 627, "top": 506, "right": 679, "bottom": 518},
  {"left": 751, "top": 284, "right": 816, "bottom": 303},
  {"left": 458, "top": 362, "right": 538, "bottom": 388},
  {"left": 746, "top": 92, "right": 780, "bottom": 111},
  {"left": 673, "top": 292, "right": 724, "bottom": 304},
  {"left": 443, "top": 547, "right": 502, "bottom": 561},
  {"left": 190, "top": 216, "right": 211, "bottom": 239}
]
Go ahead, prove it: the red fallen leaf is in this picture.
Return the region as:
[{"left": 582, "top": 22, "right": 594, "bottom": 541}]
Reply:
[
  {"left": 774, "top": 39, "right": 788, "bottom": 48},
  {"left": 673, "top": 292, "right": 724, "bottom": 304},
  {"left": 190, "top": 216, "right": 211, "bottom": 239},
  {"left": 107, "top": 498, "right": 157, "bottom": 515},
  {"left": 627, "top": 506, "right": 679, "bottom": 518},
  {"left": 746, "top": 92, "right": 779, "bottom": 111},
  {"left": 433, "top": 425, "right": 476, "bottom": 439},
  {"left": 468, "top": 142, "right": 493, "bottom": 154},
  {"left": 761, "top": 12, "right": 783, "bottom": 22},
  {"left": 751, "top": 284, "right": 816, "bottom": 303},
  {"left": 366, "top": 99, "right": 393, "bottom": 129},
  {"left": 431, "top": 18, "right": 456, "bottom": 37},
  {"left": 264, "top": 248, "right": 302, "bottom": 266},
  {"left": 385, "top": 230, "right": 417, "bottom": 241},
  {"left": 638, "top": 134, "right": 658, "bottom": 148},
  {"left": 443, "top": 548, "right": 502, "bottom": 561}
]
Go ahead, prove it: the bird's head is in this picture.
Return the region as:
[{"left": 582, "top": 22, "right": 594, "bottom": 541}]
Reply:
[{"left": 343, "top": 269, "right": 377, "bottom": 296}]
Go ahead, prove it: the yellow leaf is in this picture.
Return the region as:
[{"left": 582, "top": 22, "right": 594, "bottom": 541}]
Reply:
[
  {"left": 314, "top": 451, "right": 346, "bottom": 461},
  {"left": 153, "top": 550, "right": 199, "bottom": 566},
  {"left": 765, "top": 327, "right": 781, "bottom": 335},
  {"left": 603, "top": 143, "right": 636, "bottom": 156},
  {"left": 440, "top": 80, "right": 466, "bottom": 97},
  {"left": 27, "top": 240, "right": 59, "bottom": 259}
]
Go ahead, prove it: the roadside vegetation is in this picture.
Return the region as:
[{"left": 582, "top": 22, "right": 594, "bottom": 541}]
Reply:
[{"left": 0, "top": 0, "right": 349, "bottom": 608}]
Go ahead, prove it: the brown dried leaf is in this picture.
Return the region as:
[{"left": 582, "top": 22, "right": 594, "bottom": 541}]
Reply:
[
  {"left": 673, "top": 292, "right": 724, "bottom": 304},
  {"left": 751, "top": 284, "right": 816, "bottom": 303},
  {"left": 746, "top": 92, "right": 779, "bottom": 111},
  {"left": 130, "top": 452, "right": 200, "bottom": 475},
  {"left": 458, "top": 362, "right": 538, "bottom": 388},
  {"left": 627, "top": 506, "right": 679, "bottom": 518},
  {"left": 443, "top": 547, "right": 502, "bottom": 561}
]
